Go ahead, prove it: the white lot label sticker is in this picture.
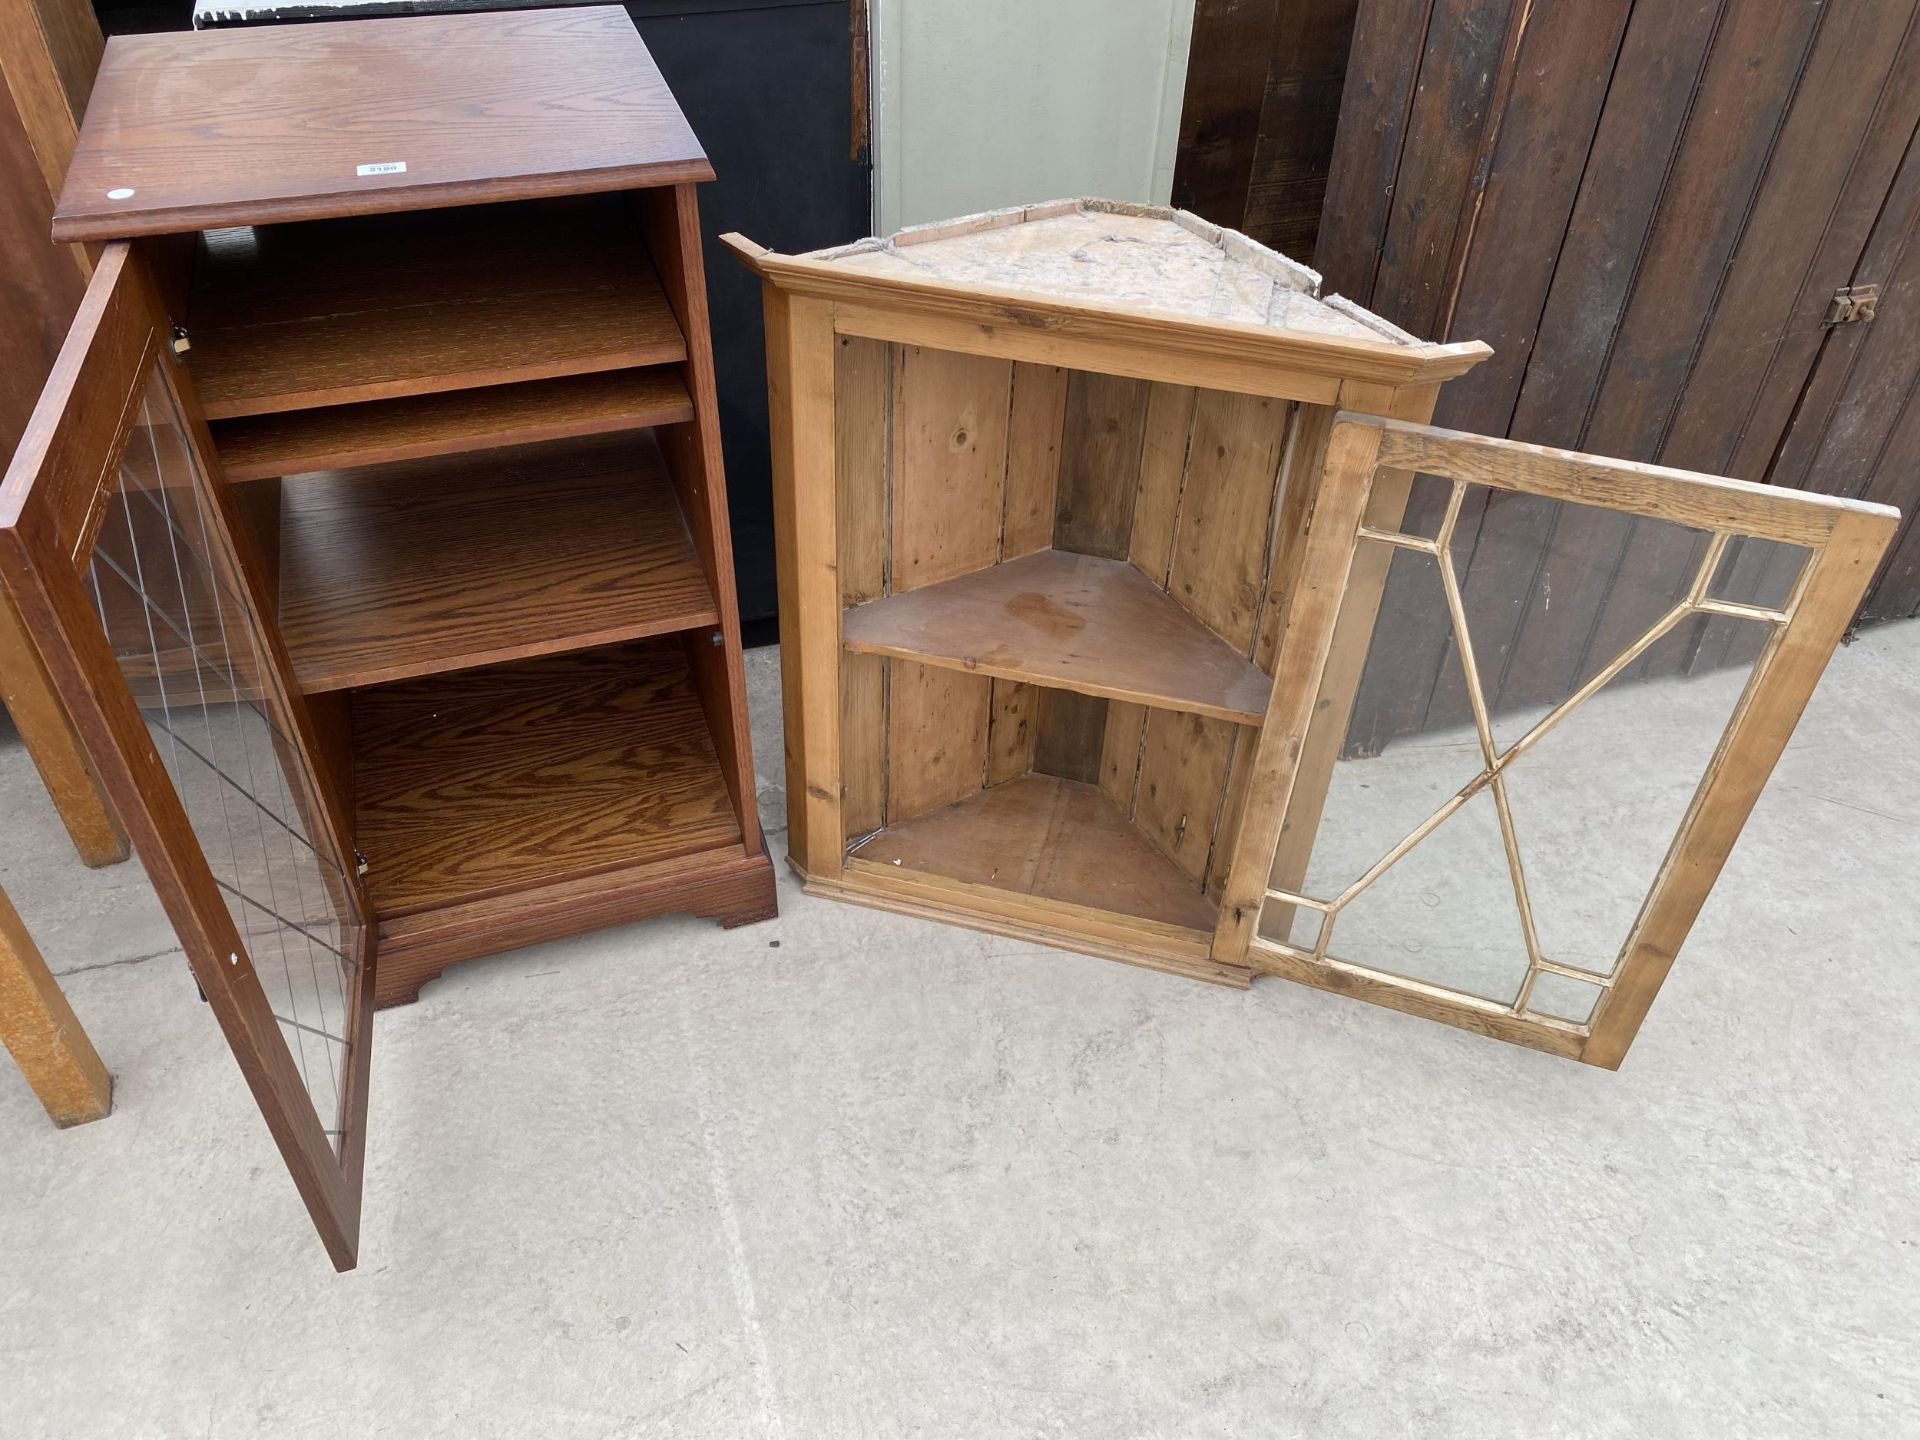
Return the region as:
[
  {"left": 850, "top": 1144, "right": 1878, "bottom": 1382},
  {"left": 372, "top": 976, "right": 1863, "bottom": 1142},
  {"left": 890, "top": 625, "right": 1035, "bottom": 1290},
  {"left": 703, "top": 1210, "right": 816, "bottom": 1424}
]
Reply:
[{"left": 356, "top": 161, "right": 408, "bottom": 177}]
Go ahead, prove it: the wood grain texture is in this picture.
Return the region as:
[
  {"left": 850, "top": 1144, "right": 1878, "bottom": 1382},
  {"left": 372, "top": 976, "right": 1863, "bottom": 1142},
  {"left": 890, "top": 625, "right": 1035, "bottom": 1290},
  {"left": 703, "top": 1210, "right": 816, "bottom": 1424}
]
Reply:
[
  {"left": 373, "top": 844, "right": 775, "bottom": 1008},
  {"left": 890, "top": 344, "right": 1012, "bottom": 590},
  {"left": 836, "top": 333, "right": 891, "bottom": 838},
  {"left": 277, "top": 432, "right": 717, "bottom": 694},
  {"left": 884, "top": 659, "right": 989, "bottom": 824},
  {"left": 353, "top": 639, "right": 742, "bottom": 918},
  {"left": 0, "top": 881, "right": 112, "bottom": 1125},
  {"left": 842, "top": 549, "right": 1272, "bottom": 724},
  {"left": 211, "top": 368, "right": 693, "bottom": 482},
  {"left": 1030, "top": 687, "right": 1107, "bottom": 786},
  {"left": 1127, "top": 383, "right": 1199, "bottom": 585},
  {"left": 852, "top": 773, "right": 1218, "bottom": 934},
  {"left": 1053, "top": 370, "right": 1150, "bottom": 559},
  {"left": 54, "top": 7, "right": 710, "bottom": 242},
  {"left": 187, "top": 197, "right": 685, "bottom": 419},
  {"left": 1131, "top": 708, "right": 1235, "bottom": 884},
  {"left": 0, "top": 0, "right": 101, "bottom": 200},
  {"left": 985, "top": 678, "right": 1039, "bottom": 786},
  {"left": 1000, "top": 362, "right": 1069, "bottom": 559},
  {"left": 631, "top": 183, "right": 764, "bottom": 858}
]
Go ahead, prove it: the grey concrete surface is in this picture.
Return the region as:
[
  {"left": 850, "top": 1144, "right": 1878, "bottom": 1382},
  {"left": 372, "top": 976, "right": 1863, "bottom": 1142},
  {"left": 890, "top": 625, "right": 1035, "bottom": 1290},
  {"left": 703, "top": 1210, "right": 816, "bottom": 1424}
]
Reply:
[{"left": 1, "top": 628, "right": 1916, "bottom": 1439}]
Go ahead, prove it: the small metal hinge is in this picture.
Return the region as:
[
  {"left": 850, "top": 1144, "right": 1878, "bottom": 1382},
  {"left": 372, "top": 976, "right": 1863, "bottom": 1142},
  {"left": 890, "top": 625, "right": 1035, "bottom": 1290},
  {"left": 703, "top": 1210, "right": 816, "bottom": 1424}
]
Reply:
[
  {"left": 1824, "top": 284, "right": 1879, "bottom": 327},
  {"left": 354, "top": 847, "right": 370, "bottom": 877},
  {"left": 169, "top": 324, "right": 191, "bottom": 356}
]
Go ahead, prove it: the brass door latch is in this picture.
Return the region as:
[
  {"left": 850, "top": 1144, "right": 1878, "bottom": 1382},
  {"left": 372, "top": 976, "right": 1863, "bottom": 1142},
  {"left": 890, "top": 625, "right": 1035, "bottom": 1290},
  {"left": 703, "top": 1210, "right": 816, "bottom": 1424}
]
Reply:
[{"left": 1824, "top": 284, "right": 1880, "bottom": 327}]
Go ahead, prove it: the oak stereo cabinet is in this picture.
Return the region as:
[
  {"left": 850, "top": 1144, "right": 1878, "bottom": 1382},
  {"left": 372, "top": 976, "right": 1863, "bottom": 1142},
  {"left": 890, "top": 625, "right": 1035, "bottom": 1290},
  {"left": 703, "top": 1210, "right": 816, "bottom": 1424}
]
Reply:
[
  {"left": 0, "top": 7, "right": 774, "bottom": 1269},
  {"left": 732, "top": 201, "right": 1897, "bottom": 1071}
]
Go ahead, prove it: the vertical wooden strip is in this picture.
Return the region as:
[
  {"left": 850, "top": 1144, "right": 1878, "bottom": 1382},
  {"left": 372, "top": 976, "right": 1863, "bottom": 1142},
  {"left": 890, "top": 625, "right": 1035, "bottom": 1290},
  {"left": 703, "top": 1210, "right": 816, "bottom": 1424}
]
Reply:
[
  {"left": 1000, "top": 362, "right": 1068, "bottom": 560},
  {"left": 1214, "top": 419, "right": 1386, "bottom": 960},
  {"left": 1127, "top": 383, "right": 1199, "bottom": 585},
  {"left": 1133, "top": 710, "right": 1236, "bottom": 883},
  {"left": 1135, "top": 387, "right": 1290, "bottom": 880},
  {"left": 1266, "top": 381, "right": 1439, "bottom": 920},
  {"left": 985, "top": 677, "right": 1038, "bottom": 785},
  {"left": 1166, "top": 389, "right": 1290, "bottom": 646},
  {"left": 1031, "top": 688, "right": 1107, "bottom": 785},
  {"left": 1315, "top": 0, "right": 1432, "bottom": 296},
  {"left": 764, "top": 288, "right": 843, "bottom": 877},
  {"left": 1054, "top": 370, "right": 1151, "bottom": 559},
  {"left": 891, "top": 344, "right": 1012, "bottom": 591},
  {"left": 886, "top": 660, "right": 991, "bottom": 822},
  {"left": 1171, "top": 0, "right": 1284, "bottom": 229},
  {"left": 1240, "top": 0, "right": 1363, "bottom": 259},
  {"left": 1582, "top": 508, "right": 1898, "bottom": 1067},
  {"left": 837, "top": 334, "right": 891, "bottom": 839},
  {"left": 1098, "top": 700, "right": 1149, "bottom": 810},
  {"left": 0, "top": 884, "right": 112, "bottom": 1126},
  {"left": 0, "top": 587, "right": 126, "bottom": 866}
]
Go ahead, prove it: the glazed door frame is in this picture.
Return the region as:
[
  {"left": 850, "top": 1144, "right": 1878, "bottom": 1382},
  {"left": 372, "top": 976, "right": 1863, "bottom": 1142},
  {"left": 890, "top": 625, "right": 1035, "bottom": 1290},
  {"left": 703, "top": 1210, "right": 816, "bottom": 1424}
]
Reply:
[
  {"left": 0, "top": 241, "right": 375, "bottom": 1269},
  {"left": 1212, "top": 413, "right": 1900, "bottom": 1066}
]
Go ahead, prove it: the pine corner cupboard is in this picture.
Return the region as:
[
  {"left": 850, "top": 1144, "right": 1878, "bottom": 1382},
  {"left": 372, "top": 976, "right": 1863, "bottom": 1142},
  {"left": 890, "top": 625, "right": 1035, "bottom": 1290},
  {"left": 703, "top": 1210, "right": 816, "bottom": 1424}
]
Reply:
[
  {"left": 0, "top": 7, "right": 776, "bottom": 1269},
  {"left": 731, "top": 201, "right": 1897, "bottom": 1081}
]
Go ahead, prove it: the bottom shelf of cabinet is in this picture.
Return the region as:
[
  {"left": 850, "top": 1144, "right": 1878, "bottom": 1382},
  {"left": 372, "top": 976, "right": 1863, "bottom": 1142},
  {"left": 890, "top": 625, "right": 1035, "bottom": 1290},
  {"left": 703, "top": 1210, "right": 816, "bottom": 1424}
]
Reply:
[
  {"left": 852, "top": 774, "right": 1218, "bottom": 930},
  {"left": 347, "top": 637, "right": 775, "bottom": 1004}
]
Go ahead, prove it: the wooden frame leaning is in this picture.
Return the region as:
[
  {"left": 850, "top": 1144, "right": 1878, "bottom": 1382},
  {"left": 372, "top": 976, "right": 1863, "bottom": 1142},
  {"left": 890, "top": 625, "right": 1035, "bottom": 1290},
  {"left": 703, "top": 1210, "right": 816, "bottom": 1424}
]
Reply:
[{"left": 1211, "top": 414, "right": 1900, "bottom": 1066}]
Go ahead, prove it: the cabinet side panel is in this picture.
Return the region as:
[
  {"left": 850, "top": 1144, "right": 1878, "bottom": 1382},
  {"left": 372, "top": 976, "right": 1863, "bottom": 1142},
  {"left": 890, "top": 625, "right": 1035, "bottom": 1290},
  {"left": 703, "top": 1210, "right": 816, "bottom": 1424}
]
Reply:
[
  {"left": 890, "top": 344, "right": 1012, "bottom": 591},
  {"left": 1127, "top": 383, "right": 1200, "bottom": 586},
  {"left": 837, "top": 335, "right": 892, "bottom": 839}
]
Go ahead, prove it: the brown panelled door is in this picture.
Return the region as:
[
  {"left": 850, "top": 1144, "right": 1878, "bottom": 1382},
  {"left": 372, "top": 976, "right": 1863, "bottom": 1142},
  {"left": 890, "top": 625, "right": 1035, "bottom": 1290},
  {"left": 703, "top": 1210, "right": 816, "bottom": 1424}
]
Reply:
[{"left": 0, "top": 244, "right": 375, "bottom": 1269}]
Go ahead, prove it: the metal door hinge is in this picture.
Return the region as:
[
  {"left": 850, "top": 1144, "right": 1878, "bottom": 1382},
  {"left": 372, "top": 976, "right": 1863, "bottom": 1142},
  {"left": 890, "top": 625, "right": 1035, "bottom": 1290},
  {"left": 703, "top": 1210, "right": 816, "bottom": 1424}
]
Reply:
[
  {"left": 354, "top": 847, "right": 370, "bottom": 877},
  {"left": 169, "top": 325, "right": 191, "bottom": 356},
  {"left": 1824, "top": 284, "right": 1879, "bottom": 327}
]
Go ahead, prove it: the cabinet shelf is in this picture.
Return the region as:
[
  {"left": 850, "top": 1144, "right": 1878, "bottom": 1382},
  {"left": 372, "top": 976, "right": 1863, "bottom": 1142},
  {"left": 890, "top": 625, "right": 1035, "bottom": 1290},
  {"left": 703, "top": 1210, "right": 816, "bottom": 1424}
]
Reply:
[
  {"left": 188, "top": 196, "right": 686, "bottom": 419},
  {"left": 278, "top": 431, "right": 717, "bottom": 694},
  {"left": 841, "top": 549, "right": 1272, "bottom": 724},
  {"left": 211, "top": 369, "right": 695, "bottom": 482},
  {"left": 850, "top": 774, "right": 1219, "bottom": 933},
  {"left": 352, "top": 640, "right": 743, "bottom": 917}
]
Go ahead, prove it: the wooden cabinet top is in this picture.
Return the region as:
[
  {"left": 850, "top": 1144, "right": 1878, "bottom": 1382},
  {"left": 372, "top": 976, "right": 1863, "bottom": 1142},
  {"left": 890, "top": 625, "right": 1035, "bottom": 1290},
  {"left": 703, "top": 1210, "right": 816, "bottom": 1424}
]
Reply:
[{"left": 53, "top": 5, "right": 711, "bottom": 243}]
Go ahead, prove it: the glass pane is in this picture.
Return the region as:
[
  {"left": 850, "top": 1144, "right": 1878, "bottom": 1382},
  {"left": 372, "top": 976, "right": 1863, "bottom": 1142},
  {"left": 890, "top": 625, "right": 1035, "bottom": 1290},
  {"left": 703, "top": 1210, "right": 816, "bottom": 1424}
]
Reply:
[
  {"left": 87, "top": 365, "right": 359, "bottom": 1154},
  {"left": 1259, "top": 479, "right": 1791, "bottom": 1032}
]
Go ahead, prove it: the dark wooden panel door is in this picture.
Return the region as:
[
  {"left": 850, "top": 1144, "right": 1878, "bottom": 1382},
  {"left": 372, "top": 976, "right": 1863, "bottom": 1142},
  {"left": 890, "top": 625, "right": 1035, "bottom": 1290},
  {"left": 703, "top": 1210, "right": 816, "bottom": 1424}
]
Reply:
[
  {"left": 0, "top": 244, "right": 376, "bottom": 1271},
  {"left": 1309, "top": 0, "right": 1920, "bottom": 753}
]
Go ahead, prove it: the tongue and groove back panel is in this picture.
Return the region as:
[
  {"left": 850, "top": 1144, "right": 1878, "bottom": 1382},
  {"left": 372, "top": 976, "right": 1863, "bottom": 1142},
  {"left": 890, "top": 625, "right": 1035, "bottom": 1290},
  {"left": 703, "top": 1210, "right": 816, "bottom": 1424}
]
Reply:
[{"left": 832, "top": 335, "right": 1302, "bottom": 902}]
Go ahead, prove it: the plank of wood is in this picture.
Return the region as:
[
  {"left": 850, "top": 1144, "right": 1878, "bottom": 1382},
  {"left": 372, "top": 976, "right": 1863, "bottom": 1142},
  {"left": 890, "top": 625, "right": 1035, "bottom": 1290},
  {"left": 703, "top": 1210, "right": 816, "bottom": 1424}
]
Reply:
[
  {"left": 210, "top": 368, "right": 694, "bottom": 481},
  {"left": 1171, "top": 0, "right": 1283, "bottom": 228},
  {"left": 187, "top": 196, "right": 686, "bottom": 419},
  {"left": 841, "top": 549, "right": 1273, "bottom": 725},
  {"left": 837, "top": 333, "right": 892, "bottom": 838},
  {"left": 374, "top": 844, "right": 775, "bottom": 1008},
  {"left": 1000, "top": 362, "right": 1069, "bottom": 559},
  {"left": 0, "top": 0, "right": 101, "bottom": 201},
  {"left": 1240, "top": 0, "right": 1362, "bottom": 259},
  {"left": 277, "top": 431, "right": 717, "bottom": 694},
  {"left": 1132, "top": 709, "right": 1235, "bottom": 884},
  {"left": 1167, "top": 388, "right": 1289, "bottom": 645},
  {"left": 1031, "top": 687, "right": 1106, "bottom": 785},
  {"left": 1053, "top": 370, "right": 1150, "bottom": 559},
  {"left": 985, "top": 678, "right": 1038, "bottom": 786},
  {"left": 0, "top": 882, "right": 112, "bottom": 1126},
  {"left": 1314, "top": 0, "right": 1429, "bottom": 297},
  {"left": 890, "top": 343, "right": 1012, "bottom": 590},
  {"left": 884, "top": 659, "right": 990, "bottom": 823},
  {"left": 635, "top": 183, "right": 763, "bottom": 858},
  {"left": 852, "top": 772, "right": 1218, "bottom": 933},
  {"left": 0, "top": 584, "right": 126, "bottom": 866},
  {"left": 352, "top": 639, "right": 742, "bottom": 918},
  {"left": 1127, "top": 382, "right": 1199, "bottom": 585},
  {"left": 1097, "top": 700, "right": 1149, "bottom": 811},
  {"left": 53, "top": 7, "right": 710, "bottom": 242},
  {"left": 764, "top": 289, "right": 843, "bottom": 878}
]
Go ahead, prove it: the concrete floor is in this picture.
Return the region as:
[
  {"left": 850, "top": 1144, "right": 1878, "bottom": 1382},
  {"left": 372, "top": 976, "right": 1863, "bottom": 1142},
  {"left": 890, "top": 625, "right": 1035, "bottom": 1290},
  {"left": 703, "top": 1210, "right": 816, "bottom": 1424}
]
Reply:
[{"left": 2, "top": 629, "right": 1917, "bottom": 1438}]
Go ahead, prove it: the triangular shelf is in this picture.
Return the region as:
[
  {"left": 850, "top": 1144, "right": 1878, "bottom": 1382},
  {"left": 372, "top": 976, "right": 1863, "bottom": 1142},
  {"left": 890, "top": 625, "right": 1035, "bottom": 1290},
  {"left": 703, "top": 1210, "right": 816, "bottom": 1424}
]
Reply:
[{"left": 841, "top": 549, "right": 1272, "bottom": 724}]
